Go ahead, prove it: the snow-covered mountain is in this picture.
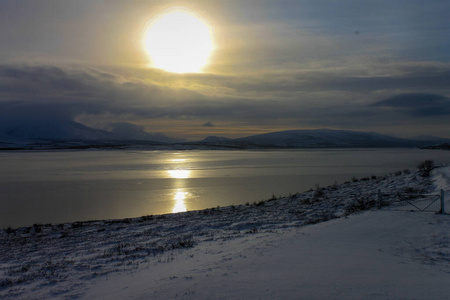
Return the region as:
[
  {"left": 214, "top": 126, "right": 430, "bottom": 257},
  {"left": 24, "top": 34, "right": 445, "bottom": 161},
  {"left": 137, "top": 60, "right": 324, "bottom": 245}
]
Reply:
[
  {"left": 1, "top": 122, "right": 447, "bottom": 150},
  {"left": 198, "top": 129, "right": 423, "bottom": 148},
  {"left": 0, "top": 119, "right": 117, "bottom": 141},
  {"left": 200, "top": 136, "right": 232, "bottom": 143},
  {"left": 0, "top": 119, "right": 166, "bottom": 149}
]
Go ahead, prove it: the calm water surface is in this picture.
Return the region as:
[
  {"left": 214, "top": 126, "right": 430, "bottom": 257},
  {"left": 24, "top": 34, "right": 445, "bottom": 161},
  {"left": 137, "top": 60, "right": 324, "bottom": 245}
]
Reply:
[{"left": 1, "top": 149, "right": 449, "bottom": 228}]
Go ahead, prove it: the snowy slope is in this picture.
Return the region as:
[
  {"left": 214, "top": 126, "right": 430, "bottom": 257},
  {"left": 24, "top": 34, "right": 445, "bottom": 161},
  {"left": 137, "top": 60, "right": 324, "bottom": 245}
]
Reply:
[
  {"left": 232, "top": 129, "right": 417, "bottom": 148},
  {"left": 434, "top": 165, "right": 450, "bottom": 195},
  {"left": 1, "top": 167, "right": 449, "bottom": 299},
  {"left": 85, "top": 211, "right": 450, "bottom": 300}
]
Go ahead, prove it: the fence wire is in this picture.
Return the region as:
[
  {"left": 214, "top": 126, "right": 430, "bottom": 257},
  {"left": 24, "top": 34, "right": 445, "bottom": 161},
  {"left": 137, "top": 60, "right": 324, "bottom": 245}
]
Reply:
[
  {"left": 381, "top": 192, "right": 443, "bottom": 213},
  {"left": 392, "top": 194, "right": 441, "bottom": 212}
]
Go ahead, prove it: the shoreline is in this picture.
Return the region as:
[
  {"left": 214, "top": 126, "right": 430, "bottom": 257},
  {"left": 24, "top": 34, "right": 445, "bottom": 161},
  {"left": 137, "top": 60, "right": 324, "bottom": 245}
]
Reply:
[
  {"left": 1, "top": 166, "right": 444, "bottom": 298},
  {"left": 2, "top": 165, "right": 436, "bottom": 231}
]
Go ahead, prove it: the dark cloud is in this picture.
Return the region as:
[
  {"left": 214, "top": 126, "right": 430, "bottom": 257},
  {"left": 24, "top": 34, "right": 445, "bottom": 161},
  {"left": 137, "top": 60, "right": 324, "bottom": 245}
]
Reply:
[
  {"left": 0, "top": 64, "right": 206, "bottom": 119},
  {"left": 225, "top": 65, "right": 450, "bottom": 94},
  {"left": 372, "top": 93, "right": 450, "bottom": 116},
  {"left": 0, "top": 101, "right": 68, "bottom": 118},
  {"left": 0, "top": 64, "right": 300, "bottom": 122},
  {"left": 0, "top": 64, "right": 449, "bottom": 139},
  {"left": 110, "top": 122, "right": 180, "bottom": 143}
]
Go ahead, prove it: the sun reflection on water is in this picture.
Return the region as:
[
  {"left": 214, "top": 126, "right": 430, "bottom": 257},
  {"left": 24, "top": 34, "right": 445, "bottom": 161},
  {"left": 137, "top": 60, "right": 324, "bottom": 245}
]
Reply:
[
  {"left": 168, "top": 161, "right": 191, "bottom": 213},
  {"left": 168, "top": 169, "right": 191, "bottom": 179},
  {"left": 172, "top": 158, "right": 186, "bottom": 163},
  {"left": 172, "top": 190, "right": 188, "bottom": 213}
]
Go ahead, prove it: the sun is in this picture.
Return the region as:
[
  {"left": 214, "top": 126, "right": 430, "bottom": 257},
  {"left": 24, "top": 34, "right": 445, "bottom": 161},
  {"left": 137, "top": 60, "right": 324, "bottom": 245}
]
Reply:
[{"left": 144, "top": 8, "right": 214, "bottom": 73}]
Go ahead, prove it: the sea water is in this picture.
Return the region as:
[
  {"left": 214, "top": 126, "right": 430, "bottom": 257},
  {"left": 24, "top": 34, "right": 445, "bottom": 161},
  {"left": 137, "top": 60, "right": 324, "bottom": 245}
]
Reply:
[{"left": 1, "top": 149, "right": 449, "bottom": 228}]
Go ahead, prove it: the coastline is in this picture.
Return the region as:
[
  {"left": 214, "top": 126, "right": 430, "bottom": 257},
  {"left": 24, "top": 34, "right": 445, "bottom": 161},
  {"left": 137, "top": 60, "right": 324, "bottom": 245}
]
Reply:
[{"left": 1, "top": 166, "right": 449, "bottom": 299}]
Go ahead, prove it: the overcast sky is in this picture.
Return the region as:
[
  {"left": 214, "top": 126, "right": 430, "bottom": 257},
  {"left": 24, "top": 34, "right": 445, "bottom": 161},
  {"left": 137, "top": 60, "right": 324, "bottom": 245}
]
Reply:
[{"left": 1, "top": 0, "right": 449, "bottom": 140}]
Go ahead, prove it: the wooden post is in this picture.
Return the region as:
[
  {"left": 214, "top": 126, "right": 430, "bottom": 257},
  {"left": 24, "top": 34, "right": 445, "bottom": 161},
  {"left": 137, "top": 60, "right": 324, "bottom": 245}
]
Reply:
[{"left": 440, "top": 189, "right": 445, "bottom": 215}]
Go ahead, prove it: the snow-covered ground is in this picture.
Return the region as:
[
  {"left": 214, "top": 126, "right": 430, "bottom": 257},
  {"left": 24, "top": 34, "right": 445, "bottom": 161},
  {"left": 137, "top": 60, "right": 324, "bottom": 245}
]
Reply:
[{"left": 1, "top": 166, "right": 449, "bottom": 299}]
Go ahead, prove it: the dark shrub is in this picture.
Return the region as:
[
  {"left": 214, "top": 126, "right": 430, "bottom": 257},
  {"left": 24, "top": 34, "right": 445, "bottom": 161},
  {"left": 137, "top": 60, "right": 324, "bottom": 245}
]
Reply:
[
  {"left": 417, "top": 160, "right": 434, "bottom": 177},
  {"left": 4, "top": 227, "right": 15, "bottom": 234},
  {"left": 32, "top": 224, "right": 42, "bottom": 233},
  {"left": 139, "top": 215, "right": 154, "bottom": 222},
  {"left": 346, "top": 198, "right": 376, "bottom": 213},
  {"left": 71, "top": 222, "right": 83, "bottom": 229}
]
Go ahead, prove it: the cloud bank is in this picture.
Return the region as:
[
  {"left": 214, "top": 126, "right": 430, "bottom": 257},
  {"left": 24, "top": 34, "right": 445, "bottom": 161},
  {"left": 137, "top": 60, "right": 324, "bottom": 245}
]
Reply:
[{"left": 0, "top": 62, "right": 449, "bottom": 139}]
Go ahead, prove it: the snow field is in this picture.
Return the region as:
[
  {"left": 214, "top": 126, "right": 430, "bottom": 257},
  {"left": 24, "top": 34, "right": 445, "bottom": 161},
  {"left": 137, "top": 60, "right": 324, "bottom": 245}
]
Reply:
[{"left": 86, "top": 211, "right": 449, "bottom": 299}]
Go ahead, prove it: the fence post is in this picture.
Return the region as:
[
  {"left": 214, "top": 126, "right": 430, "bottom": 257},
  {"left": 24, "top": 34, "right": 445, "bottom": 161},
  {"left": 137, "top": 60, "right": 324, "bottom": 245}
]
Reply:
[
  {"left": 378, "top": 189, "right": 382, "bottom": 209},
  {"left": 441, "top": 189, "right": 445, "bottom": 215}
]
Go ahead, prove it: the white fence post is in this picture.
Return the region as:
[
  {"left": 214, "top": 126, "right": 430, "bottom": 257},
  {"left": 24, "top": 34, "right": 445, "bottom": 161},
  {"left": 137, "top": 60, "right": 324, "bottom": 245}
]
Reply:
[{"left": 441, "top": 189, "right": 445, "bottom": 215}]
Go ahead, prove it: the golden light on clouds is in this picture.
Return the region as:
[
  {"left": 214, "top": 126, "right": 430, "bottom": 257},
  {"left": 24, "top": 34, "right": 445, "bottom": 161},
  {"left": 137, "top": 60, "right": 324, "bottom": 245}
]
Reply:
[{"left": 144, "top": 8, "right": 214, "bottom": 73}]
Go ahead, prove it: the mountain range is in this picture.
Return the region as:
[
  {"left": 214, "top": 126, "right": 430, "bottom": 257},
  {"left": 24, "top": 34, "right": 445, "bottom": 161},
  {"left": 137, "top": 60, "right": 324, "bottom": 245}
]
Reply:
[
  {"left": 196, "top": 129, "right": 450, "bottom": 149},
  {"left": 0, "top": 119, "right": 449, "bottom": 150}
]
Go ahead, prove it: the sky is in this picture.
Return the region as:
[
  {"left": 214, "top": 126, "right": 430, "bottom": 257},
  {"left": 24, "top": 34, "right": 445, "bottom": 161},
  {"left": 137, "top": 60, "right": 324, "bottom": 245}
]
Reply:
[{"left": 0, "top": 0, "right": 449, "bottom": 140}]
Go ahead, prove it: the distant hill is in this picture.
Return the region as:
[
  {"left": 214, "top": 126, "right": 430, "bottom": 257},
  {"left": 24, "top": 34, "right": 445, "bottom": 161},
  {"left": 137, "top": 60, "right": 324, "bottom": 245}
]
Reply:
[
  {"left": 194, "top": 129, "right": 441, "bottom": 149},
  {"left": 0, "top": 119, "right": 117, "bottom": 142},
  {"left": 408, "top": 135, "right": 450, "bottom": 145},
  {"left": 1, "top": 122, "right": 448, "bottom": 150},
  {"left": 200, "top": 136, "right": 232, "bottom": 143},
  {"left": 0, "top": 119, "right": 164, "bottom": 149},
  {"left": 420, "top": 143, "right": 450, "bottom": 150}
]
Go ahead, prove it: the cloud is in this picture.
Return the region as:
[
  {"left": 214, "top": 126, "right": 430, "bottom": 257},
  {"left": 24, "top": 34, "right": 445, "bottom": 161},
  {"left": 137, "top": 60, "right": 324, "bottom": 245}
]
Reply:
[
  {"left": 0, "top": 64, "right": 302, "bottom": 123},
  {"left": 372, "top": 93, "right": 450, "bottom": 116},
  {"left": 1, "top": 0, "right": 450, "bottom": 140},
  {"left": 0, "top": 64, "right": 206, "bottom": 119},
  {"left": 0, "top": 63, "right": 449, "bottom": 139},
  {"left": 109, "top": 122, "right": 179, "bottom": 143},
  {"left": 223, "top": 62, "right": 450, "bottom": 95}
]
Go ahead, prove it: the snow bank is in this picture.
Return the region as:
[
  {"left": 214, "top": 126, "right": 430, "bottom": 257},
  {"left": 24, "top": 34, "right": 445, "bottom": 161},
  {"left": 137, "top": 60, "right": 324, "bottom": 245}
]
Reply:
[
  {"left": 434, "top": 165, "right": 450, "bottom": 193},
  {"left": 1, "top": 167, "right": 449, "bottom": 299}
]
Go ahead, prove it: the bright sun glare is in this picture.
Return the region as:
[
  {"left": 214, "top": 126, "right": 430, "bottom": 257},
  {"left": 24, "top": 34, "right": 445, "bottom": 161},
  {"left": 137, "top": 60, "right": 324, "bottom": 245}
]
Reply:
[
  {"left": 144, "top": 8, "right": 214, "bottom": 73},
  {"left": 168, "top": 169, "right": 191, "bottom": 179}
]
